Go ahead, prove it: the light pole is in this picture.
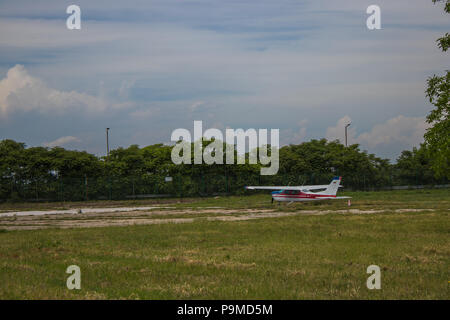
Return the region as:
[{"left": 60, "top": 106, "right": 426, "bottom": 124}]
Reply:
[
  {"left": 106, "top": 128, "right": 110, "bottom": 158},
  {"left": 106, "top": 127, "right": 111, "bottom": 200},
  {"left": 345, "top": 123, "right": 351, "bottom": 147}
]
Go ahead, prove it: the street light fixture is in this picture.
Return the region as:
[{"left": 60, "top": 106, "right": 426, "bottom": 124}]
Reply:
[
  {"left": 345, "top": 123, "right": 351, "bottom": 147},
  {"left": 106, "top": 128, "right": 110, "bottom": 158}
]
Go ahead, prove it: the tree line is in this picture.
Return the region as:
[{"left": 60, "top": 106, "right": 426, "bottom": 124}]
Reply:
[{"left": 0, "top": 138, "right": 447, "bottom": 202}]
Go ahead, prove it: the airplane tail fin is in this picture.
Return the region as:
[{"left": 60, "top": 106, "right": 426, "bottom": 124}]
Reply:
[{"left": 322, "top": 176, "right": 341, "bottom": 196}]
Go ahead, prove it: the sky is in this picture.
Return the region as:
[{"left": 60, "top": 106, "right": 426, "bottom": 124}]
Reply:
[{"left": 0, "top": 0, "right": 448, "bottom": 161}]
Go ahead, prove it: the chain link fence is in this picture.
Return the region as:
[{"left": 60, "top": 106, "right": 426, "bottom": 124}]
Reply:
[{"left": 1, "top": 170, "right": 448, "bottom": 202}]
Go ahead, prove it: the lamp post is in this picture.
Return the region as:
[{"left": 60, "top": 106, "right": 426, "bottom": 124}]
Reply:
[
  {"left": 106, "top": 128, "right": 110, "bottom": 158},
  {"left": 345, "top": 123, "right": 351, "bottom": 147},
  {"left": 106, "top": 127, "right": 111, "bottom": 200}
]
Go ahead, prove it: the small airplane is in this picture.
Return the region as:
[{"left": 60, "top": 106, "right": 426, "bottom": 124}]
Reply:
[{"left": 245, "top": 176, "right": 351, "bottom": 203}]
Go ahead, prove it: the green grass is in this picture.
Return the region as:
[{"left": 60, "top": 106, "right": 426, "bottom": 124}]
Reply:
[
  {"left": 0, "top": 189, "right": 449, "bottom": 299},
  {"left": 1, "top": 188, "right": 448, "bottom": 212},
  {"left": 171, "top": 188, "right": 450, "bottom": 211}
]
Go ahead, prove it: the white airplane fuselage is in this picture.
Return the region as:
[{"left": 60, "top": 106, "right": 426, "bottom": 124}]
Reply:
[
  {"left": 271, "top": 190, "right": 336, "bottom": 202},
  {"left": 246, "top": 177, "right": 350, "bottom": 203}
]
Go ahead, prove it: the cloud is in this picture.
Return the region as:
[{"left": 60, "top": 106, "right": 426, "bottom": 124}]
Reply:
[
  {"left": 0, "top": 1, "right": 447, "bottom": 159},
  {"left": 0, "top": 65, "right": 130, "bottom": 118},
  {"left": 281, "top": 126, "right": 307, "bottom": 146},
  {"left": 129, "top": 107, "right": 161, "bottom": 119},
  {"left": 43, "top": 136, "right": 80, "bottom": 147},
  {"left": 118, "top": 79, "right": 136, "bottom": 99},
  {"left": 356, "top": 115, "right": 430, "bottom": 149},
  {"left": 326, "top": 115, "right": 430, "bottom": 157},
  {"left": 325, "top": 115, "right": 354, "bottom": 144},
  {"left": 188, "top": 101, "right": 206, "bottom": 112}
]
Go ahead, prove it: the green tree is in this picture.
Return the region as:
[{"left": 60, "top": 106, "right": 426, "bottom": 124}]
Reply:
[
  {"left": 395, "top": 145, "right": 436, "bottom": 185},
  {"left": 425, "top": 0, "right": 450, "bottom": 178},
  {"left": 0, "top": 140, "right": 27, "bottom": 199}
]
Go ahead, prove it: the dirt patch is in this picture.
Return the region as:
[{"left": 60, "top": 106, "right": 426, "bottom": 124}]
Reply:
[
  {"left": 394, "top": 209, "right": 436, "bottom": 213},
  {"left": 0, "top": 207, "right": 439, "bottom": 230},
  {"left": 0, "top": 206, "right": 165, "bottom": 217},
  {"left": 0, "top": 198, "right": 197, "bottom": 212}
]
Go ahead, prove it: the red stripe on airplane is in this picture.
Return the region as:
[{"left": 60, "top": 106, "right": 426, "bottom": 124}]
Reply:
[{"left": 274, "top": 194, "right": 336, "bottom": 198}]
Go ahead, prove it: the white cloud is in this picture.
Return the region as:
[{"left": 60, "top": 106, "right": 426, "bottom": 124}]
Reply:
[
  {"left": 326, "top": 115, "right": 430, "bottom": 153},
  {"left": 0, "top": 1, "right": 447, "bottom": 158},
  {"left": 281, "top": 122, "right": 308, "bottom": 146},
  {"left": 0, "top": 65, "right": 130, "bottom": 117},
  {"left": 188, "top": 101, "right": 206, "bottom": 112},
  {"left": 325, "top": 115, "right": 354, "bottom": 144},
  {"left": 43, "top": 136, "right": 80, "bottom": 148},
  {"left": 356, "top": 115, "right": 430, "bottom": 149},
  {"left": 129, "top": 107, "right": 161, "bottom": 119},
  {"left": 118, "top": 79, "right": 136, "bottom": 99}
]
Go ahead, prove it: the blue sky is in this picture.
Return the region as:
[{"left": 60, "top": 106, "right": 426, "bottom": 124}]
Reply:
[{"left": 0, "top": 0, "right": 448, "bottom": 161}]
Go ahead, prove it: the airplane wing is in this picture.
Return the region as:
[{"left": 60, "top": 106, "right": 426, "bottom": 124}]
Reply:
[{"left": 245, "top": 185, "right": 330, "bottom": 191}]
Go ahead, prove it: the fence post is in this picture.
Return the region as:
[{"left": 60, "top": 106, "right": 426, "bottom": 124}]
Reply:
[
  {"left": 35, "top": 178, "right": 38, "bottom": 201},
  {"left": 390, "top": 170, "right": 393, "bottom": 190},
  {"left": 60, "top": 176, "right": 64, "bottom": 202},
  {"left": 225, "top": 171, "right": 228, "bottom": 193},
  {"left": 108, "top": 176, "right": 112, "bottom": 200},
  {"left": 201, "top": 172, "right": 205, "bottom": 194},
  {"left": 84, "top": 175, "right": 88, "bottom": 201}
]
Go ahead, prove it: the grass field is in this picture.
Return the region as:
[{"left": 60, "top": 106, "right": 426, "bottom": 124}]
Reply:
[{"left": 0, "top": 189, "right": 448, "bottom": 299}]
